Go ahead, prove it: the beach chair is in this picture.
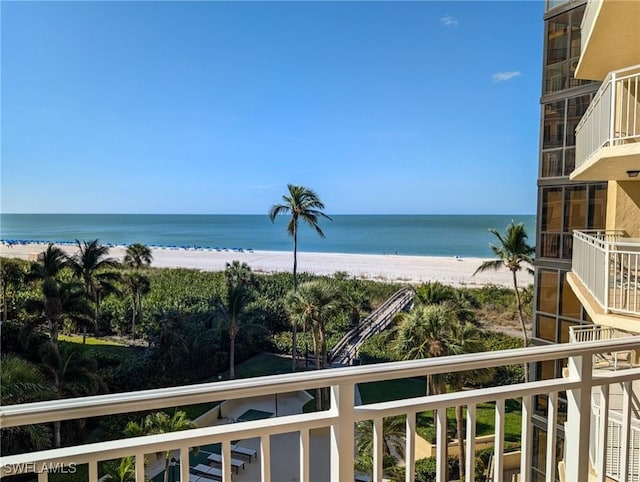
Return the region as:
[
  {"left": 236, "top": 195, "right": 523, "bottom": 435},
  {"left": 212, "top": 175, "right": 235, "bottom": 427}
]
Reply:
[
  {"left": 207, "top": 452, "right": 245, "bottom": 474},
  {"left": 189, "top": 474, "right": 218, "bottom": 482},
  {"left": 230, "top": 444, "right": 257, "bottom": 461},
  {"left": 191, "top": 463, "right": 223, "bottom": 480}
]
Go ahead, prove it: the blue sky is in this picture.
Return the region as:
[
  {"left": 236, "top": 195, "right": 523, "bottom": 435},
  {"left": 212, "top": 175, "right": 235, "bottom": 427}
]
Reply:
[{"left": 1, "top": 1, "right": 543, "bottom": 215}]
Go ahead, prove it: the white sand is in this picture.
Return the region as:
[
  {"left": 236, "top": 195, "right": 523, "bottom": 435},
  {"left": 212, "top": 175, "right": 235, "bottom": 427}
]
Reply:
[{"left": 0, "top": 243, "right": 532, "bottom": 288}]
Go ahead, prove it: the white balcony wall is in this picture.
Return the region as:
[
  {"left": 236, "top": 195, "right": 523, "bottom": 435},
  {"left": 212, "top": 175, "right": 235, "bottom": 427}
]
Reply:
[
  {"left": 572, "top": 230, "right": 640, "bottom": 315},
  {"left": 1, "top": 339, "right": 640, "bottom": 482},
  {"left": 575, "top": 65, "right": 640, "bottom": 169}
]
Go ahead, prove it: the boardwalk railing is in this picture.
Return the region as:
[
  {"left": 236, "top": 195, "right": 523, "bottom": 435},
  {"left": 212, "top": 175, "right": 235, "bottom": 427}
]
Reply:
[
  {"left": 572, "top": 230, "right": 640, "bottom": 316},
  {"left": 329, "top": 287, "right": 414, "bottom": 365},
  {"left": 2, "top": 339, "right": 640, "bottom": 482}
]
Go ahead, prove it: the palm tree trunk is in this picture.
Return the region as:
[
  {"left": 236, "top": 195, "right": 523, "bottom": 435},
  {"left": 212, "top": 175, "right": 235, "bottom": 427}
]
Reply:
[
  {"left": 512, "top": 270, "right": 529, "bottom": 382},
  {"left": 54, "top": 420, "right": 61, "bottom": 448},
  {"left": 291, "top": 229, "right": 298, "bottom": 372},
  {"left": 456, "top": 405, "right": 465, "bottom": 481},
  {"left": 132, "top": 290, "right": 139, "bottom": 340},
  {"left": 229, "top": 330, "right": 236, "bottom": 380}
]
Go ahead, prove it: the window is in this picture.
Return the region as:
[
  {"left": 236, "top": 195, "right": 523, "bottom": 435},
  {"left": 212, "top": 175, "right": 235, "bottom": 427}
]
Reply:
[{"left": 543, "top": 101, "right": 566, "bottom": 149}]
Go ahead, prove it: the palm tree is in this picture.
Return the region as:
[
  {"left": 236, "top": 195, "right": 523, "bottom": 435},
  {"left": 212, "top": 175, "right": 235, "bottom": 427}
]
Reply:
[
  {"left": 0, "top": 355, "right": 53, "bottom": 455},
  {"left": 122, "top": 272, "right": 151, "bottom": 339},
  {"left": 355, "top": 416, "right": 407, "bottom": 479},
  {"left": 393, "top": 304, "right": 456, "bottom": 395},
  {"left": 26, "top": 249, "right": 93, "bottom": 345},
  {"left": 445, "top": 321, "right": 486, "bottom": 480},
  {"left": 394, "top": 305, "right": 485, "bottom": 481},
  {"left": 124, "top": 411, "right": 195, "bottom": 482},
  {"left": 67, "top": 239, "right": 120, "bottom": 341},
  {"left": 40, "top": 343, "right": 105, "bottom": 447},
  {"left": 0, "top": 258, "right": 25, "bottom": 322},
  {"left": 102, "top": 456, "right": 135, "bottom": 482},
  {"left": 285, "top": 281, "right": 339, "bottom": 410},
  {"left": 219, "top": 285, "right": 252, "bottom": 380},
  {"left": 474, "top": 222, "right": 534, "bottom": 380},
  {"left": 269, "top": 184, "right": 332, "bottom": 371},
  {"left": 123, "top": 243, "right": 153, "bottom": 270}
]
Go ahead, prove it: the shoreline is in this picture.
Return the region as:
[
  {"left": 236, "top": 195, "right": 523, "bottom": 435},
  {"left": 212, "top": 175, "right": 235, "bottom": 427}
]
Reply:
[{"left": 0, "top": 242, "right": 532, "bottom": 288}]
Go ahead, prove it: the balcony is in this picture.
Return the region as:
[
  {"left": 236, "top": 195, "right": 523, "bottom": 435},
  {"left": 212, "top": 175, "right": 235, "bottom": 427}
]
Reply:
[
  {"left": 1, "top": 339, "right": 640, "bottom": 482},
  {"left": 572, "top": 65, "right": 640, "bottom": 182},
  {"left": 569, "top": 231, "right": 640, "bottom": 322},
  {"left": 575, "top": 0, "right": 640, "bottom": 81}
]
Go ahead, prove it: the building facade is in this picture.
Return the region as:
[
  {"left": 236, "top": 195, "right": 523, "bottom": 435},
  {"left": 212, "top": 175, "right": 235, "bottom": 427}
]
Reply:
[{"left": 532, "top": 0, "right": 640, "bottom": 480}]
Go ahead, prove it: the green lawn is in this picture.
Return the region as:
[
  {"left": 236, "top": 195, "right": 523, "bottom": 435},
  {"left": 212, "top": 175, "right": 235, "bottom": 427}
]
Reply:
[
  {"left": 358, "top": 377, "right": 427, "bottom": 403},
  {"left": 58, "top": 334, "right": 126, "bottom": 345},
  {"left": 357, "top": 378, "right": 521, "bottom": 443},
  {"left": 58, "top": 335, "right": 141, "bottom": 358}
]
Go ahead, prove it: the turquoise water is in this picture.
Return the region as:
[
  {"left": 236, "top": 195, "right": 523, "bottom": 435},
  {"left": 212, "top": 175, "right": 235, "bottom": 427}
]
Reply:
[{"left": 0, "top": 214, "right": 536, "bottom": 257}]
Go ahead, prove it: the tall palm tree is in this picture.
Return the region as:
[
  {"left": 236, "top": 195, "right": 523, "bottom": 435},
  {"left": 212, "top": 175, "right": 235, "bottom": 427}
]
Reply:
[
  {"left": 122, "top": 272, "right": 151, "bottom": 340},
  {"left": 123, "top": 243, "right": 153, "bottom": 270},
  {"left": 474, "top": 222, "right": 534, "bottom": 380},
  {"left": 269, "top": 184, "right": 332, "bottom": 371},
  {"left": 124, "top": 411, "right": 195, "bottom": 482},
  {"left": 67, "top": 239, "right": 120, "bottom": 341}
]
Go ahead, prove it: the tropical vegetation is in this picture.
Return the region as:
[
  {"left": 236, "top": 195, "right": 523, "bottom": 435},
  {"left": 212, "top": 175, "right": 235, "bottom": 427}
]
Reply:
[{"left": 0, "top": 222, "right": 533, "bottom": 482}]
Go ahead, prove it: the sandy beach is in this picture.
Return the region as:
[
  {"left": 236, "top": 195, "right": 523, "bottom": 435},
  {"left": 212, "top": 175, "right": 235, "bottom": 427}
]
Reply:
[{"left": 0, "top": 243, "right": 532, "bottom": 288}]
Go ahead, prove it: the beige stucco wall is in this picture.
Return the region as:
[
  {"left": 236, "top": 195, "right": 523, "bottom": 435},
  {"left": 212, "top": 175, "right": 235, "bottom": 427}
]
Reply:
[{"left": 606, "top": 180, "right": 640, "bottom": 237}]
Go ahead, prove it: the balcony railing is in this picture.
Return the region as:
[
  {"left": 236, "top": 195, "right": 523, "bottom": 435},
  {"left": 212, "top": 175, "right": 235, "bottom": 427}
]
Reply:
[
  {"left": 575, "top": 64, "right": 640, "bottom": 169},
  {"left": 1, "top": 339, "right": 640, "bottom": 482},
  {"left": 572, "top": 230, "right": 640, "bottom": 316}
]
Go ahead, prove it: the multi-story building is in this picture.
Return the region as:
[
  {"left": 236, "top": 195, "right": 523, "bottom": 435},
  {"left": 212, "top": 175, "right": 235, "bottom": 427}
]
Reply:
[{"left": 533, "top": 0, "right": 640, "bottom": 480}]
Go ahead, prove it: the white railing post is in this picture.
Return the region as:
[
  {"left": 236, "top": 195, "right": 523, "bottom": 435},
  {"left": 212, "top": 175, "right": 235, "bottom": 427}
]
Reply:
[
  {"left": 373, "top": 417, "right": 383, "bottom": 482},
  {"left": 597, "top": 385, "right": 609, "bottom": 482},
  {"left": 261, "top": 435, "right": 272, "bottom": 482},
  {"left": 179, "top": 446, "right": 190, "bottom": 482},
  {"left": 330, "top": 382, "right": 355, "bottom": 482},
  {"left": 405, "top": 412, "right": 416, "bottom": 482},
  {"left": 565, "top": 352, "right": 593, "bottom": 482},
  {"left": 520, "top": 395, "right": 532, "bottom": 482},
  {"left": 620, "top": 381, "right": 632, "bottom": 482},
  {"left": 135, "top": 452, "right": 146, "bottom": 482},
  {"left": 545, "top": 392, "right": 558, "bottom": 482},
  {"left": 610, "top": 70, "right": 617, "bottom": 144},
  {"left": 466, "top": 404, "right": 477, "bottom": 482},
  {"left": 436, "top": 408, "right": 448, "bottom": 481},
  {"left": 221, "top": 440, "right": 232, "bottom": 481},
  {"left": 494, "top": 399, "right": 505, "bottom": 482},
  {"left": 298, "top": 430, "right": 308, "bottom": 482},
  {"left": 604, "top": 238, "right": 610, "bottom": 312}
]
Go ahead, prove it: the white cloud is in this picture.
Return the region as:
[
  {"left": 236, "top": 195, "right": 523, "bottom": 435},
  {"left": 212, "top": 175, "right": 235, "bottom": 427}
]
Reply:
[
  {"left": 492, "top": 71, "right": 521, "bottom": 82},
  {"left": 441, "top": 15, "right": 458, "bottom": 27}
]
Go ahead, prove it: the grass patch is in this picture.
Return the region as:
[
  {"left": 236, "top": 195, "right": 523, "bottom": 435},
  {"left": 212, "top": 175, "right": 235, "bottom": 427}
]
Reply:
[
  {"left": 416, "top": 400, "right": 522, "bottom": 443},
  {"left": 58, "top": 336, "right": 140, "bottom": 358},
  {"left": 358, "top": 377, "right": 426, "bottom": 404},
  {"left": 59, "top": 334, "right": 126, "bottom": 346}
]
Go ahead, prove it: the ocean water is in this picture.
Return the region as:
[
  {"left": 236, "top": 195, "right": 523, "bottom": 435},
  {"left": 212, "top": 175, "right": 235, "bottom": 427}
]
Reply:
[{"left": 0, "top": 214, "right": 536, "bottom": 258}]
